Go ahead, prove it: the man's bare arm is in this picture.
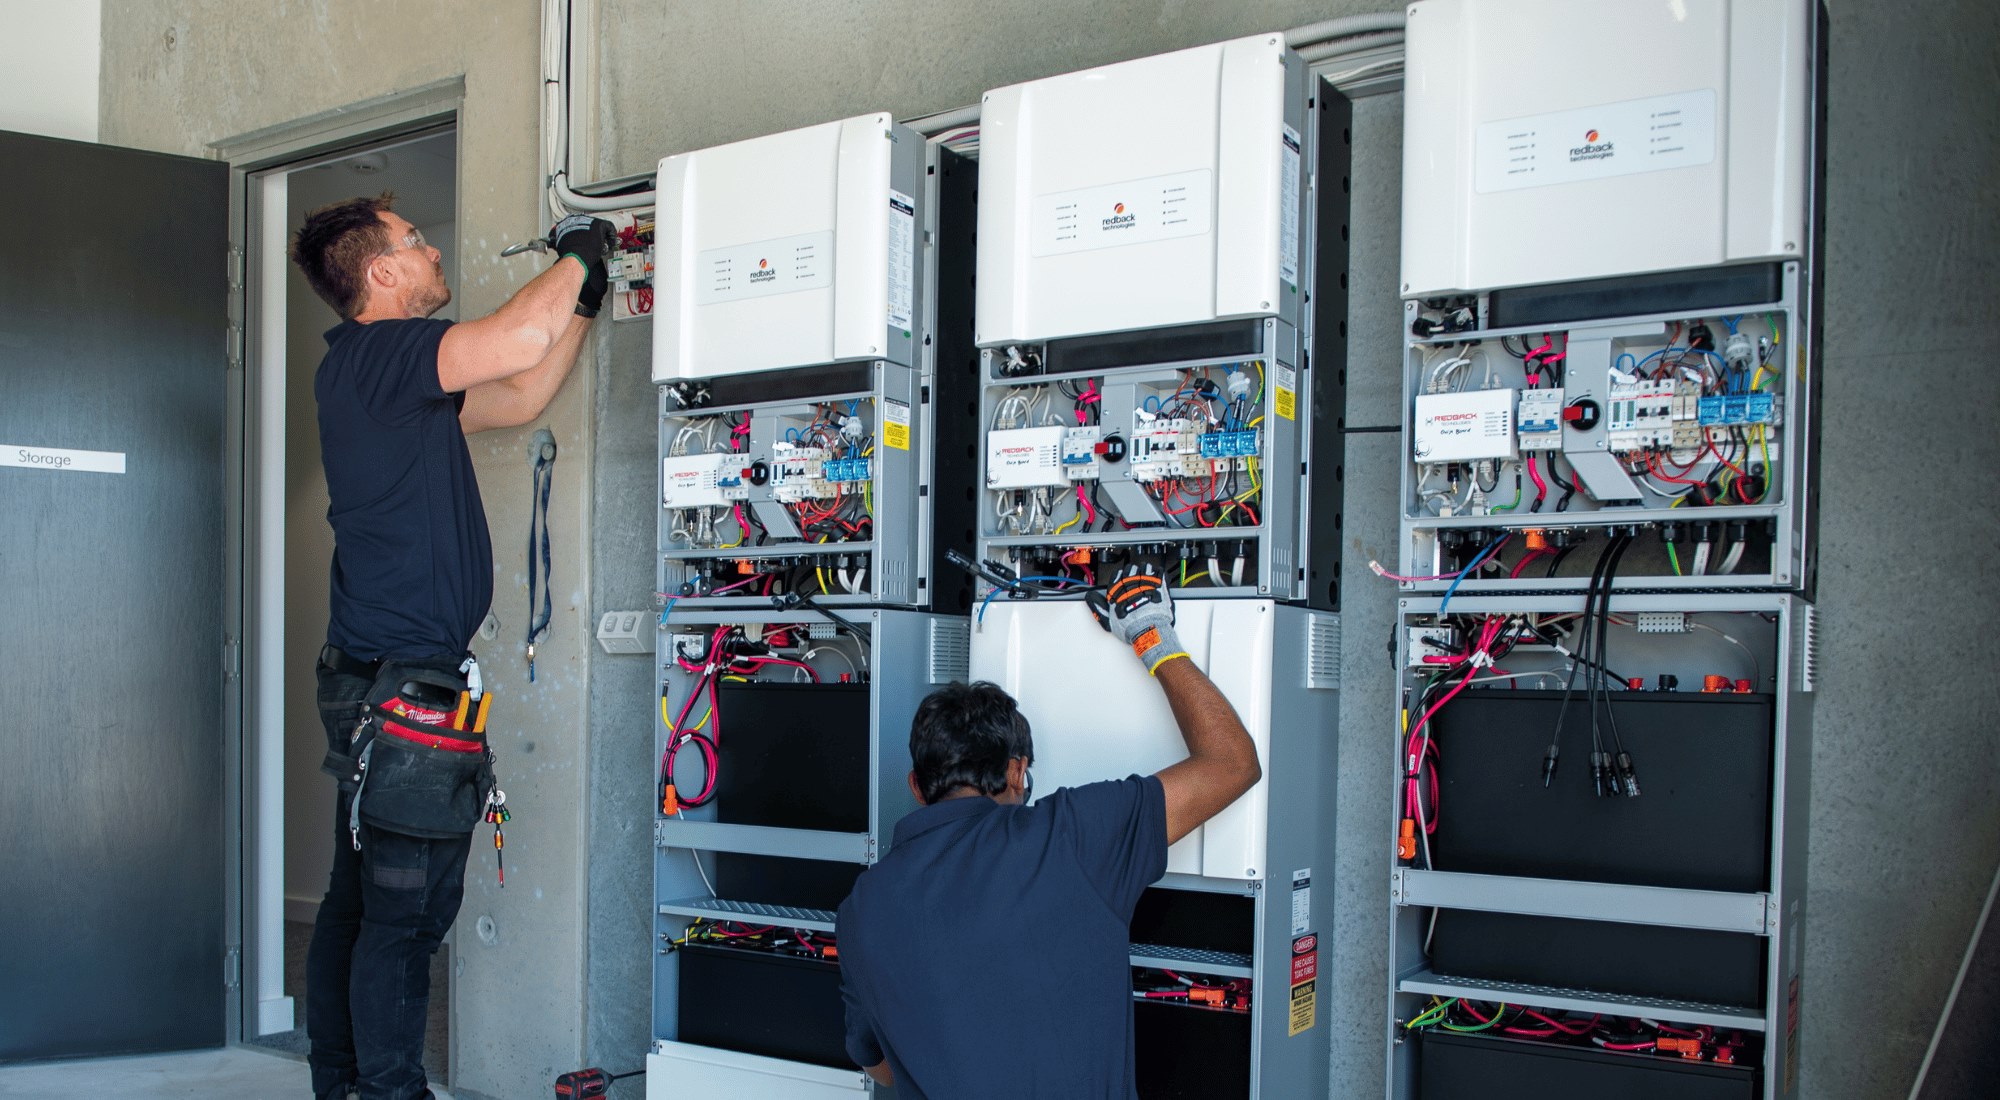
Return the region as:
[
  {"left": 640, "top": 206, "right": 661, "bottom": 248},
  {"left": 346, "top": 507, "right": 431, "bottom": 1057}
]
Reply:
[
  {"left": 863, "top": 1062, "right": 894, "bottom": 1088},
  {"left": 436, "top": 256, "right": 587, "bottom": 393},
  {"left": 1151, "top": 657, "right": 1261, "bottom": 845},
  {"left": 458, "top": 313, "right": 590, "bottom": 434}
]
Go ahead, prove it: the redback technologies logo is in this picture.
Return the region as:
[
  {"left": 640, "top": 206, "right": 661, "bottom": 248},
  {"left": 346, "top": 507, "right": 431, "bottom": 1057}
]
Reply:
[
  {"left": 759, "top": 258, "right": 769, "bottom": 269},
  {"left": 1570, "top": 127, "right": 1614, "bottom": 163},
  {"left": 1102, "top": 200, "right": 1136, "bottom": 231},
  {"left": 749, "top": 256, "right": 776, "bottom": 283}
]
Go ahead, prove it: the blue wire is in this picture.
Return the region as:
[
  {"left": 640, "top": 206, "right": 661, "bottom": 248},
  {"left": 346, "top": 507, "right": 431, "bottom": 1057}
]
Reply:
[
  {"left": 658, "top": 597, "right": 676, "bottom": 628},
  {"left": 975, "top": 576, "right": 1088, "bottom": 624},
  {"left": 1439, "top": 533, "right": 1509, "bottom": 617},
  {"left": 1721, "top": 314, "right": 1742, "bottom": 334},
  {"left": 1615, "top": 352, "right": 1637, "bottom": 371}
]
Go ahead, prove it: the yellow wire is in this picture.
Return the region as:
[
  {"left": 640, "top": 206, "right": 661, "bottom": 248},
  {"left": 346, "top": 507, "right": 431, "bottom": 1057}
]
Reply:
[
  {"left": 1053, "top": 501, "right": 1082, "bottom": 535},
  {"left": 817, "top": 534, "right": 832, "bottom": 594},
  {"left": 661, "top": 693, "right": 713, "bottom": 733}
]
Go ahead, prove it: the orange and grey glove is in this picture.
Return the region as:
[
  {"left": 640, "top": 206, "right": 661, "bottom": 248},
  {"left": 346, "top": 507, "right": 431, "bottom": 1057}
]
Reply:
[{"left": 1085, "top": 567, "right": 1188, "bottom": 675}]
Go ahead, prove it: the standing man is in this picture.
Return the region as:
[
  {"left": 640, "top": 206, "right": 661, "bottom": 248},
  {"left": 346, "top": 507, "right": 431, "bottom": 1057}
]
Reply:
[
  {"left": 289, "top": 194, "right": 615, "bottom": 1100},
  {"left": 835, "top": 569, "right": 1263, "bottom": 1097}
]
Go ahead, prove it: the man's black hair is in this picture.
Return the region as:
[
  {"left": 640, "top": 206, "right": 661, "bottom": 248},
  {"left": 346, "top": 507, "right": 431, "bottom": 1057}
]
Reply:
[
  {"left": 910, "top": 681, "right": 1034, "bottom": 805},
  {"left": 290, "top": 191, "right": 396, "bottom": 319}
]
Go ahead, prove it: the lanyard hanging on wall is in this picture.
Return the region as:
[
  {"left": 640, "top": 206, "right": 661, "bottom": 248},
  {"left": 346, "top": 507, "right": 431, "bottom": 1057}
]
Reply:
[{"left": 526, "top": 429, "right": 557, "bottom": 682}]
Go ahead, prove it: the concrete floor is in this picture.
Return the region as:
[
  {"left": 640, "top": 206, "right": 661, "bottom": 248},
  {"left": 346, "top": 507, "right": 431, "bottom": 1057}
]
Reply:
[{"left": 0, "top": 1046, "right": 309, "bottom": 1098}]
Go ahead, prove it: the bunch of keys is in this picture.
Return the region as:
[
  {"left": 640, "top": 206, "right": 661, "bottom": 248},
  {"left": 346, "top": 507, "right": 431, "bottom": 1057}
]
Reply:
[{"left": 485, "top": 789, "right": 511, "bottom": 886}]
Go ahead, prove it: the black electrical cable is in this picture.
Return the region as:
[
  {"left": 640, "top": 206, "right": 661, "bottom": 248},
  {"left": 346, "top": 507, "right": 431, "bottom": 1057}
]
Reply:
[
  {"left": 1547, "top": 453, "right": 1577, "bottom": 512},
  {"left": 1587, "top": 535, "right": 1633, "bottom": 796},
  {"left": 1545, "top": 536, "right": 1618, "bottom": 788}
]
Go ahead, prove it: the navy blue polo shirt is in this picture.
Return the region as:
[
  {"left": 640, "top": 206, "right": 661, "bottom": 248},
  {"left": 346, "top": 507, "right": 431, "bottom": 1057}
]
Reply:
[
  {"left": 836, "top": 775, "right": 1167, "bottom": 1098},
  {"left": 316, "top": 317, "right": 492, "bottom": 661}
]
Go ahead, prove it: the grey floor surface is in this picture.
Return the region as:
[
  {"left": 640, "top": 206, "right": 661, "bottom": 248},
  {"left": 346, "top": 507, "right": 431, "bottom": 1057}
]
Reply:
[{"left": 0, "top": 1046, "right": 310, "bottom": 1098}]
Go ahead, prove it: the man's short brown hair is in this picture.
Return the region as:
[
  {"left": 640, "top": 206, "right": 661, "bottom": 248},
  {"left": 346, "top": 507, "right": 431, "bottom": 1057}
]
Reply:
[{"left": 290, "top": 192, "right": 397, "bottom": 319}]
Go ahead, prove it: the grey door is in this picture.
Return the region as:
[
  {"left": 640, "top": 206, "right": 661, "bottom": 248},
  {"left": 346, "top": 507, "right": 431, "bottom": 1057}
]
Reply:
[{"left": 0, "top": 130, "right": 229, "bottom": 1060}]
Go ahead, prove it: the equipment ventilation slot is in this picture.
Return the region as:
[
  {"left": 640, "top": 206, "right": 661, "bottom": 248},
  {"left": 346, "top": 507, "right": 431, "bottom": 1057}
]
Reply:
[
  {"left": 929, "top": 619, "right": 970, "bottom": 684},
  {"left": 1801, "top": 604, "right": 1818, "bottom": 692},
  {"left": 1305, "top": 615, "right": 1341, "bottom": 690}
]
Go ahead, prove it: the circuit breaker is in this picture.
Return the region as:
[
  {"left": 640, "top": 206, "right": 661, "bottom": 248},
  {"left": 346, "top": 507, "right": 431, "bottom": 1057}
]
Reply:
[
  {"left": 971, "top": 35, "right": 1345, "bottom": 609},
  {"left": 1390, "top": 0, "right": 1826, "bottom": 594}
]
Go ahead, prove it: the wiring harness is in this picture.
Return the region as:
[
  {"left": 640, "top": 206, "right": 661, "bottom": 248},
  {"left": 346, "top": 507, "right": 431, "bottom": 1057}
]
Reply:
[
  {"left": 658, "top": 624, "right": 852, "bottom": 817},
  {"left": 1404, "top": 997, "right": 1754, "bottom": 1067}
]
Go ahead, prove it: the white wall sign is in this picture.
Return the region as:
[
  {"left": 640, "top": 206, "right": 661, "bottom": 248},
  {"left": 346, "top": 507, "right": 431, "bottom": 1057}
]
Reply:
[{"left": 2, "top": 444, "right": 127, "bottom": 474}]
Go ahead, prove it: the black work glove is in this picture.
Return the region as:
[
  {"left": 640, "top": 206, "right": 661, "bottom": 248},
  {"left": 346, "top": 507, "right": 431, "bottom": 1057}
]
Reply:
[
  {"left": 549, "top": 214, "right": 616, "bottom": 269},
  {"left": 576, "top": 256, "right": 609, "bottom": 319}
]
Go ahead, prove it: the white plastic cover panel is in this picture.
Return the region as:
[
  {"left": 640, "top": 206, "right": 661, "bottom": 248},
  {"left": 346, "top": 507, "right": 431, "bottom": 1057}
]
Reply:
[
  {"left": 977, "top": 35, "right": 1293, "bottom": 345},
  {"left": 653, "top": 114, "right": 909, "bottom": 380},
  {"left": 1401, "top": 0, "right": 1810, "bottom": 297},
  {"left": 971, "top": 599, "right": 1274, "bottom": 881},
  {"left": 648, "top": 1043, "right": 870, "bottom": 1099}
]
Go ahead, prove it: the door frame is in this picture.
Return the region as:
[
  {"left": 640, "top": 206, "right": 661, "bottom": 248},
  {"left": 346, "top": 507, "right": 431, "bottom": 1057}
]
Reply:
[{"left": 209, "top": 77, "right": 464, "bottom": 1043}]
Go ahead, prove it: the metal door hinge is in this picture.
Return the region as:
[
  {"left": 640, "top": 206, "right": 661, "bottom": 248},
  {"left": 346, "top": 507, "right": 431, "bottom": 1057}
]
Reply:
[
  {"left": 223, "top": 635, "right": 241, "bottom": 682},
  {"left": 227, "top": 247, "right": 245, "bottom": 291},
  {"left": 227, "top": 324, "right": 244, "bottom": 372},
  {"left": 224, "top": 945, "right": 241, "bottom": 989}
]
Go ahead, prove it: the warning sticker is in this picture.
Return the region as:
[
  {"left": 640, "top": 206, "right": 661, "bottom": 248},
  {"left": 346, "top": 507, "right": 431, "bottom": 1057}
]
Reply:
[
  {"left": 1288, "top": 933, "right": 1317, "bottom": 1036},
  {"left": 1280, "top": 125, "right": 1301, "bottom": 286},
  {"left": 1274, "top": 364, "right": 1298, "bottom": 421},
  {"left": 887, "top": 190, "right": 916, "bottom": 333},
  {"left": 1290, "top": 869, "right": 1312, "bottom": 936},
  {"left": 882, "top": 399, "right": 912, "bottom": 451}
]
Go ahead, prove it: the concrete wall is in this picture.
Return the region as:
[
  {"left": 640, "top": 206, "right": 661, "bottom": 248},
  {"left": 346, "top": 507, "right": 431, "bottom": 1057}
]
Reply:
[
  {"left": 99, "top": 6, "right": 593, "bottom": 1098},
  {"left": 96, "top": 1, "right": 2000, "bottom": 1098},
  {"left": 0, "top": 0, "right": 100, "bottom": 142}
]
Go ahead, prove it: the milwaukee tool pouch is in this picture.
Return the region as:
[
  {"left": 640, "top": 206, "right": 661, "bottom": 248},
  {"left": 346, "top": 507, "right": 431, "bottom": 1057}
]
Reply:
[{"left": 347, "top": 664, "right": 496, "bottom": 842}]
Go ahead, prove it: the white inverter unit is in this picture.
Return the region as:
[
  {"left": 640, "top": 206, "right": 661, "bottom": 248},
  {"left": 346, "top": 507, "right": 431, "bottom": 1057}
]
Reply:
[
  {"left": 652, "top": 114, "right": 922, "bottom": 381},
  {"left": 1400, "top": 0, "right": 1812, "bottom": 297},
  {"left": 976, "top": 34, "right": 1305, "bottom": 345}
]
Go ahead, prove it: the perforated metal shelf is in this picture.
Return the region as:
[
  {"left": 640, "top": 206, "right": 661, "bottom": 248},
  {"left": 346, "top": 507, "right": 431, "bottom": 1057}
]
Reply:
[
  {"left": 1398, "top": 968, "right": 1766, "bottom": 1031},
  {"left": 659, "top": 895, "right": 838, "bottom": 933},
  {"left": 1129, "top": 943, "right": 1256, "bottom": 979}
]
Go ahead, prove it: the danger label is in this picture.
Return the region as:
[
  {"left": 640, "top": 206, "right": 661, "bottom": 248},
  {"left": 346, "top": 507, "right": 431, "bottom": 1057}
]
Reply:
[{"left": 1288, "top": 933, "right": 1317, "bottom": 1036}]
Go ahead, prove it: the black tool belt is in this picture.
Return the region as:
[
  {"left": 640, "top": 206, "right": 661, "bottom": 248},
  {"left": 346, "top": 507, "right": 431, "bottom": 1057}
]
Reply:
[{"left": 340, "top": 659, "right": 498, "bottom": 843}]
